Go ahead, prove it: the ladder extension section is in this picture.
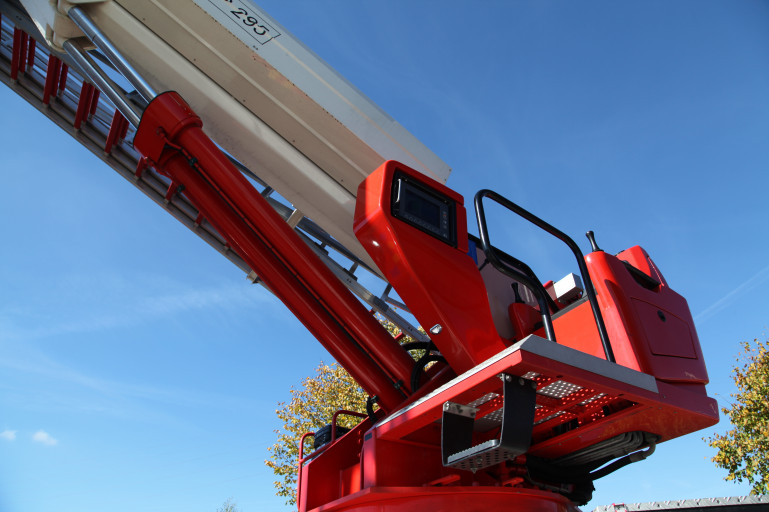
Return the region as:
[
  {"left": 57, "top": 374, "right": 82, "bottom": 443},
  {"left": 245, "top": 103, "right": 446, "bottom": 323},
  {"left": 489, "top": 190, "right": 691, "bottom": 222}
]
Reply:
[
  {"left": 14, "top": 0, "right": 451, "bottom": 276},
  {"left": 0, "top": 6, "right": 429, "bottom": 394},
  {"left": 134, "top": 90, "right": 416, "bottom": 409}
]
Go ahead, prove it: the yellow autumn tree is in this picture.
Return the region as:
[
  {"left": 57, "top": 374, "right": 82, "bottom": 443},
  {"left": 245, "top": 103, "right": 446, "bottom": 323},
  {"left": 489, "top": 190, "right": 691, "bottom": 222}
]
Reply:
[
  {"left": 265, "top": 361, "right": 368, "bottom": 506},
  {"left": 707, "top": 336, "right": 769, "bottom": 494},
  {"left": 265, "top": 318, "right": 423, "bottom": 506}
]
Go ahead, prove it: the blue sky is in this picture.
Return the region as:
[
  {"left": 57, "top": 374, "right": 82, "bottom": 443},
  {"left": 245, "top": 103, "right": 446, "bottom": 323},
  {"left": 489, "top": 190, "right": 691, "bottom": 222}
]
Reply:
[{"left": 1, "top": 1, "right": 768, "bottom": 511}]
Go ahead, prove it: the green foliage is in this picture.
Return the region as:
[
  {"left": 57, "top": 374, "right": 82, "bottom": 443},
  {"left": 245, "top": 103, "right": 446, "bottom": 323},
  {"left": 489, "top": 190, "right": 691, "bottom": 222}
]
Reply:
[
  {"left": 265, "top": 317, "right": 419, "bottom": 506},
  {"left": 707, "top": 336, "right": 769, "bottom": 494},
  {"left": 265, "top": 361, "right": 368, "bottom": 506}
]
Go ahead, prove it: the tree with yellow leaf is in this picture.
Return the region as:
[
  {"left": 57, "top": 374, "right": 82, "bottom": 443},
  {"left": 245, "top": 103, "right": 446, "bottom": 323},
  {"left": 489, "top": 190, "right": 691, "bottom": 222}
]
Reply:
[
  {"left": 264, "top": 361, "right": 367, "bottom": 506},
  {"left": 265, "top": 318, "right": 423, "bottom": 506},
  {"left": 707, "top": 336, "right": 769, "bottom": 494}
]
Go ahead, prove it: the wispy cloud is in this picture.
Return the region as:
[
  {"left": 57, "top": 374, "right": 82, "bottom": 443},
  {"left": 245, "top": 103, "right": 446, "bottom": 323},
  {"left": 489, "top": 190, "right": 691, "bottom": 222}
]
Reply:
[
  {"left": 32, "top": 430, "right": 58, "bottom": 446},
  {"left": 0, "top": 271, "right": 279, "bottom": 342},
  {"left": 0, "top": 271, "right": 284, "bottom": 427},
  {"left": 0, "top": 429, "right": 16, "bottom": 441},
  {"left": 0, "top": 345, "right": 262, "bottom": 418},
  {"left": 0, "top": 337, "right": 264, "bottom": 429},
  {"left": 695, "top": 263, "right": 769, "bottom": 324}
]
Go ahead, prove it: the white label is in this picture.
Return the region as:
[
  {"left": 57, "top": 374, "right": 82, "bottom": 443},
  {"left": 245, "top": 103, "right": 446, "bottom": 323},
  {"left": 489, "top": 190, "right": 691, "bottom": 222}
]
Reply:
[{"left": 193, "top": 0, "right": 281, "bottom": 48}]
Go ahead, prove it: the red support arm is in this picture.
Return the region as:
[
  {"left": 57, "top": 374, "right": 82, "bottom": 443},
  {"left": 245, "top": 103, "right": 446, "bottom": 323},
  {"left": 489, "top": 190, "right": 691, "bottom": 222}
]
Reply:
[{"left": 134, "top": 92, "right": 417, "bottom": 411}]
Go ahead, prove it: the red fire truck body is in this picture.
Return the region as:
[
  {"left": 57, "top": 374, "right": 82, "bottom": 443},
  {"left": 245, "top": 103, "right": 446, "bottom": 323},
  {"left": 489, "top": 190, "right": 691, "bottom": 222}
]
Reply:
[{"left": 0, "top": 2, "right": 721, "bottom": 510}]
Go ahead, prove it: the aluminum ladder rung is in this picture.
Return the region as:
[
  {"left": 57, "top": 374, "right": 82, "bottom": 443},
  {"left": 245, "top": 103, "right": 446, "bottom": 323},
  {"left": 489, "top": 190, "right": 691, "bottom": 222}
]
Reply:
[{"left": 0, "top": 5, "right": 426, "bottom": 345}]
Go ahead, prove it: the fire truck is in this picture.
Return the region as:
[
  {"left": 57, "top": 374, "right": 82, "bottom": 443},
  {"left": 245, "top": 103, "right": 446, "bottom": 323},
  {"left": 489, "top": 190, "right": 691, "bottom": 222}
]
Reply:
[{"left": 0, "top": 2, "right": 757, "bottom": 511}]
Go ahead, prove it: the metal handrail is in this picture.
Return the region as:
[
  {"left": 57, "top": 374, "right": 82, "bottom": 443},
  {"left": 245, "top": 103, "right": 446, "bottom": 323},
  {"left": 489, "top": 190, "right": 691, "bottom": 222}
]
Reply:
[{"left": 474, "top": 189, "right": 615, "bottom": 362}]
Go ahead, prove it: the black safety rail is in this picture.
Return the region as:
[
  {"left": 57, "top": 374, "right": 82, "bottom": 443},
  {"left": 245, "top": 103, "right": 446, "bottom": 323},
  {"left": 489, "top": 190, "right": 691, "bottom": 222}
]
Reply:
[{"left": 474, "top": 189, "right": 615, "bottom": 363}]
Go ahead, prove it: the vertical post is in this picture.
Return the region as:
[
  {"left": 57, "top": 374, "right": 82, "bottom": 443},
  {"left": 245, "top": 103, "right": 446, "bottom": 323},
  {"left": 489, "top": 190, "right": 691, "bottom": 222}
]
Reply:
[
  {"left": 10, "top": 28, "right": 22, "bottom": 80},
  {"left": 26, "top": 38, "right": 36, "bottom": 71},
  {"left": 74, "top": 83, "right": 94, "bottom": 130},
  {"left": 42, "top": 55, "right": 62, "bottom": 105}
]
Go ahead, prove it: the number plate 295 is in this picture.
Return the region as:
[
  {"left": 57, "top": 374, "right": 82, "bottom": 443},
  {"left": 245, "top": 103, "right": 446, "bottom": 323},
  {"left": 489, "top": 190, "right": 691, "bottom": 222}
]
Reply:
[{"left": 194, "top": 0, "right": 281, "bottom": 47}]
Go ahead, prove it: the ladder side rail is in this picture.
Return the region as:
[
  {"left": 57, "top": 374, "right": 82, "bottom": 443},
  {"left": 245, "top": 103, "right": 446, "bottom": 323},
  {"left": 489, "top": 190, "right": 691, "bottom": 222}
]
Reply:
[
  {"left": 0, "top": 14, "right": 251, "bottom": 276},
  {"left": 2, "top": 12, "right": 429, "bottom": 399},
  {"left": 1, "top": 16, "right": 424, "bottom": 340},
  {"left": 133, "top": 93, "right": 410, "bottom": 409},
  {"left": 298, "top": 230, "right": 430, "bottom": 344}
]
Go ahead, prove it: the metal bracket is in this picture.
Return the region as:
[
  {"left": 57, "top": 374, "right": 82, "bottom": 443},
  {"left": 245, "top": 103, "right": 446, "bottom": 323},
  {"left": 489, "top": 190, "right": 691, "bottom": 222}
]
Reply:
[{"left": 441, "top": 373, "right": 536, "bottom": 471}]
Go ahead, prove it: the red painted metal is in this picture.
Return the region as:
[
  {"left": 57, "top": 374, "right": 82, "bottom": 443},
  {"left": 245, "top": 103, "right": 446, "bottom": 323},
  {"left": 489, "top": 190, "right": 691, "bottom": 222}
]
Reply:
[
  {"left": 508, "top": 302, "right": 542, "bottom": 341},
  {"left": 298, "top": 432, "right": 317, "bottom": 479},
  {"left": 104, "top": 110, "right": 126, "bottom": 153},
  {"left": 58, "top": 64, "right": 69, "bottom": 94},
  {"left": 135, "top": 157, "right": 149, "bottom": 179},
  {"left": 19, "top": 31, "right": 28, "bottom": 75},
  {"left": 10, "top": 28, "right": 22, "bottom": 80},
  {"left": 323, "top": 160, "right": 721, "bottom": 511},
  {"left": 26, "top": 38, "right": 36, "bottom": 71},
  {"left": 371, "top": 341, "right": 716, "bottom": 455},
  {"left": 297, "top": 431, "right": 316, "bottom": 510},
  {"left": 301, "top": 486, "right": 580, "bottom": 512},
  {"left": 331, "top": 410, "right": 368, "bottom": 444},
  {"left": 297, "top": 410, "right": 370, "bottom": 509},
  {"left": 0, "top": 12, "right": 721, "bottom": 512},
  {"left": 164, "top": 181, "right": 179, "bottom": 202},
  {"left": 89, "top": 89, "right": 101, "bottom": 117},
  {"left": 620, "top": 245, "right": 668, "bottom": 287},
  {"left": 354, "top": 161, "right": 507, "bottom": 374},
  {"left": 298, "top": 335, "right": 717, "bottom": 511},
  {"left": 42, "top": 54, "right": 62, "bottom": 105},
  {"left": 133, "top": 92, "right": 416, "bottom": 411},
  {"left": 150, "top": 150, "right": 406, "bottom": 409},
  {"left": 551, "top": 249, "right": 709, "bottom": 384},
  {"left": 74, "top": 82, "right": 94, "bottom": 130},
  {"left": 135, "top": 93, "right": 417, "bottom": 398},
  {"left": 120, "top": 114, "right": 130, "bottom": 140}
]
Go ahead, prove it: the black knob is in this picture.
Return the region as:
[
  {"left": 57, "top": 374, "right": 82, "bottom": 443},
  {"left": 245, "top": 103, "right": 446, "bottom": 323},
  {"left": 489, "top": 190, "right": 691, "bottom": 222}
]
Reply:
[{"left": 586, "top": 231, "right": 603, "bottom": 253}]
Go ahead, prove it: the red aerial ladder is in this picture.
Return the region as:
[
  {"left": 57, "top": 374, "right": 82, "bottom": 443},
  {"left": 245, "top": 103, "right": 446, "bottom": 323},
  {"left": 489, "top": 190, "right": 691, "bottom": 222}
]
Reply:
[{"left": 0, "top": 2, "right": 725, "bottom": 511}]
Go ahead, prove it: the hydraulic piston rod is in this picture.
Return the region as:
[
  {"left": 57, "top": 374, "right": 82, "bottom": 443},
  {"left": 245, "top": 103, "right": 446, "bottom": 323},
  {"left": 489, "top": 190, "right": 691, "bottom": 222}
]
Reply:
[{"left": 133, "top": 91, "right": 417, "bottom": 411}]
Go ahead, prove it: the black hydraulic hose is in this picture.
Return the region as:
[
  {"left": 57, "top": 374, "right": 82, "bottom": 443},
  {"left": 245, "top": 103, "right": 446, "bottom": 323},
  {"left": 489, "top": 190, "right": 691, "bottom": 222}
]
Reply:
[
  {"left": 586, "top": 439, "right": 656, "bottom": 482},
  {"left": 526, "top": 438, "right": 657, "bottom": 486},
  {"left": 411, "top": 353, "right": 447, "bottom": 392}
]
